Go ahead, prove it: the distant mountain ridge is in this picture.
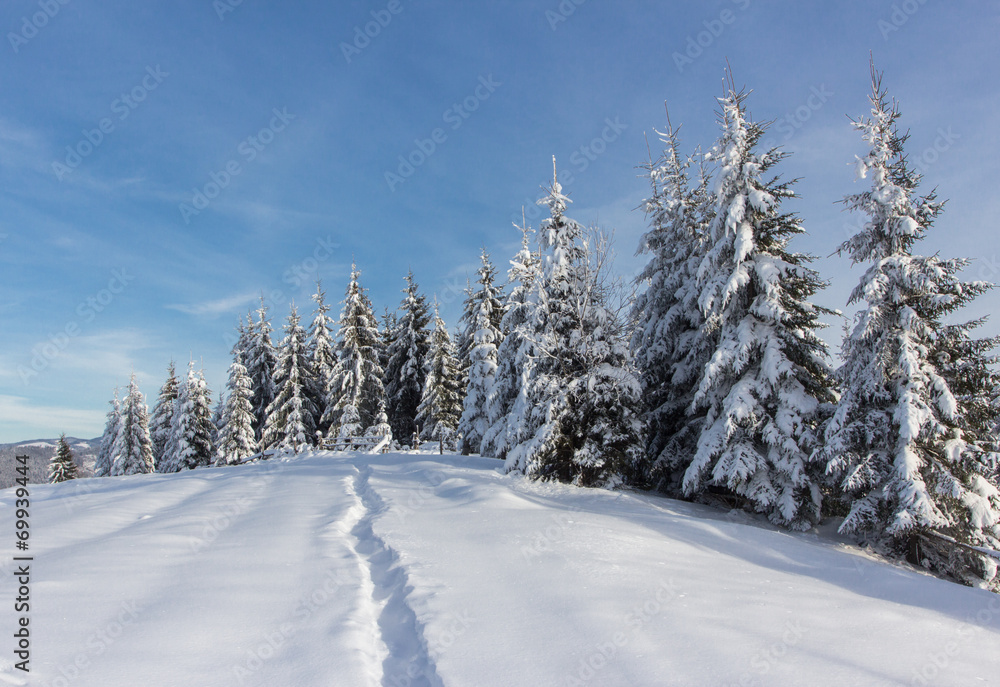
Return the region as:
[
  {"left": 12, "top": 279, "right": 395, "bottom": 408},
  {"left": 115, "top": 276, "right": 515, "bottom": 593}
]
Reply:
[{"left": 0, "top": 436, "right": 99, "bottom": 489}]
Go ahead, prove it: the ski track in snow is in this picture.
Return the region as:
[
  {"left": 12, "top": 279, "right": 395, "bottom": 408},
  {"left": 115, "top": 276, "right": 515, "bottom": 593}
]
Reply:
[{"left": 347, "top": 462, "right": 444, "bottom": 687}]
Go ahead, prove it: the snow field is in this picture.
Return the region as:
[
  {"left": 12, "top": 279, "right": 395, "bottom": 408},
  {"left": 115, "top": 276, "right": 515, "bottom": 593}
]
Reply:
[{"left": 1, "top": 450, "right": 998, "bottom": 686}]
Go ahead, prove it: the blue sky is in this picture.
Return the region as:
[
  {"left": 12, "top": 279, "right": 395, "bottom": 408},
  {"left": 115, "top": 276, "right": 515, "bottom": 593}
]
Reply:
[{"left": 1, "top": 0, "right": 998, "bottom": 442}]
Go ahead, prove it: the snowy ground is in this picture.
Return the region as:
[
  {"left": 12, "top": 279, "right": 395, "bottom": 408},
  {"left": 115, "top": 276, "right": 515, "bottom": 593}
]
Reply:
[{"left": 2, "top": 450, "right": 999, "bottom": 687}]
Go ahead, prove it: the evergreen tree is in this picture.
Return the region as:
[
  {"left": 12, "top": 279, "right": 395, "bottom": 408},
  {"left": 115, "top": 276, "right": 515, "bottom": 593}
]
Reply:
[
  {"left": 217, "top": 350, "right": 258, "bottom": 465},
  {"left": 679, "top": 81, "right": 836, "bottom": 529},
  {"left": 379, "top": 308, "right": 397, "bottom": 376},
  {"left": 262, "top": 305, "right": 320, "bottom": 451},
  {"left": 149, "top": 362, "right": 179, "bottom": 466},
  {"left": 244, "top": 299, "right": 279, "bottom": 443},
  {"left": 161, "top": 362, "right": 215, "bottom": 472},
  {"left": 94, "top": 388, "right": 121, "bottom": 478},
  {"left": 211, "top": 391, "right": 225, "bottom": 446},
  {"left": 416, "top": 303, "right": 464, "bottom": 447},
  {"left": 384, "top": 271, "right": 432, "bottom": 443},
  {"left": 308, "top": 282, "right": 338, "bottom": 433},
  {"left": 111, "top": 374, "right": 156, "bottom": 476},
  {"left": 455, "top": 276, "right": 476, "bottom": 397},
  {"left": 507, "top": 160, "right": 645, "bottom": 487},
  {"left": 363, "top": 398, "right": 394, "bottom": 445},
  {"left": 457, "top": 249, "right": 505, "bottom": 454},
  {"left": 631, "top": 118, "right": 716, "bottom": 492},
  {"left": 323, "top": 264, "right": 387, "bottom": 438},
  {"left": 48, "top": 434, "right": 78, "bottom": 483},
  {"left": 481, "top": 217, "right": 541, "bottom": 460},
  {"left": 821, "top": 64, "right": 1000, "bottom": 586}
]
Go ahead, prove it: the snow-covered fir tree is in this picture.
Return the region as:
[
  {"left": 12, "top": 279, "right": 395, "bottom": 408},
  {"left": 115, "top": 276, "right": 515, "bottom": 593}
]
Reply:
[
  {"left": 384, "top": 271, "right": 432, "bottom": 444},
  {"left": 416, "top": 303, "right": 464, "bottom": 448},
  {"left": 821, "top": 65, "right": 1000, "bottom": 587},
  {"left": 323, "top": 264, "right": 387, "bottom": 438},
  {"left": 95, "top": 388, "right": 121, "bottom": 478},
  {"left": 379, "top": 308, "right": 397, "bottom": 376},
  {"left": 211, "top": 391, "right": 225, "bottom": 446},
  {"left": 244, "top": 300, "right": 279, "bottom": 443},
  {"left": 631, "top": 117, "right": 716, "bottom": 492},
  {"left": 457, "top": 249, "right": 505, "bottom": 454},
  {"left": 110, "top": 374, "right": 156, "bottom": 476},
  {"left": 363, "top": 398, "right": 393, "bottom": 446},
  {"left": 160, "top": 362, "right": 215, "bottom": 472},
  {"left": 455, "top": 277, "right": 474, "bottom": 393},
  {"left": 262, "top": 305, "right": 320, "bottom": 451},
  {"left": 308, "top": 282, "right": 338, "bottom": 434},
  {"left": 48, "top": 434, "right": 78, "bottom": 483},
  {"left": 149, "top": 362, "right": 179, "bottom": 465},
  {"left": 481, "top": 217, "right": 541, "bottom": 460},
  {"left": 217, "top": 350, "right": 258, "bottom": 465},
  {"left": 679, "top": 82, "right": 836, "bottom": 529},
  {"left": 506, "top": 160, "right": 645, "bottom": 487}
]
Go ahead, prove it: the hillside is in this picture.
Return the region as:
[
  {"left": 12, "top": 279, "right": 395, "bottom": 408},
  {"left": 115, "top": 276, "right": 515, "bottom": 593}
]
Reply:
[
  {"left": 0, "top": 437, "right": 98, "bottom": 489},
  {"left": 1, "top": 450, "right": 997, "bottom": 686}
]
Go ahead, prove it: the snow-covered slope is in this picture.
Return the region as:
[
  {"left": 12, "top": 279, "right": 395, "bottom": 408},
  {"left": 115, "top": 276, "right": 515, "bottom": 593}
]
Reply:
[{"left": 1, "top": 450, "right": 998, "bottom": 686}]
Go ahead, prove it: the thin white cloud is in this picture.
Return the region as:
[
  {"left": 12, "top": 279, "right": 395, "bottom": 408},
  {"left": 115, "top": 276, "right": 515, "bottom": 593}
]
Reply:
[
  {"left": 165, "top": 292, "right": 258, "bottom": 317},
  {"left": 0, "top": 394, "right": 105, "bottom": 438}
]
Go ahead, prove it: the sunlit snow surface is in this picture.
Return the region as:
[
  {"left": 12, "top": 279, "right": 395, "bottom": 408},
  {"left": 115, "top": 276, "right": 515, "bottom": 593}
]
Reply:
[{"left": 2, "top": 450, "right": 998, "bottom": 686}]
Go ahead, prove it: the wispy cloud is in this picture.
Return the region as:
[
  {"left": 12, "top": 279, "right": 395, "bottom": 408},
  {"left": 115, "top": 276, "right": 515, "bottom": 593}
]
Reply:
[
  {"left": 0, "top": 394, "right": 106, "bottom": 439},
  {"left": 165, "top": 292, "right": 258, "bottom": 317}
]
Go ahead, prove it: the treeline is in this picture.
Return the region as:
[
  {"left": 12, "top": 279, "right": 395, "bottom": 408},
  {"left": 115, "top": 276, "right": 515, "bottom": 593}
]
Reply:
[{"left": 91, "top": 63, "right": 1000, "bottom": 591}]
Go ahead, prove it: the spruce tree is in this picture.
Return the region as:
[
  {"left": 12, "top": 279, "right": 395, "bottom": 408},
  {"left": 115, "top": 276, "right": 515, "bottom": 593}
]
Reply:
[
  {"left": 48, "top": 434, "right": 78, "bottom": 483},
  {"left": 457, "top": 249, "right": 505, "bottom": 454},
  {"left": 161, "top": 362, "right": 215, "bottom": 472},
  {"left": 821, "top": 64, "right": 1000, "bottom": 586},
  {"left": 149, "top": 362, "right": 179, "bottom": 466},
  {"left": 217, "top": 350, "right": 258, "bottom": 465},
  {"left": 507, "top": 160, "right": 645, "bottom": 487},
  {"left": 211, "top": 391, "right": 225, "bottom": 446},
  {"left": 481, "top": 218, "right": 541, "bottom": 460},
  {"left": 323, "top": 263, "right": 387, "bottom": 438},
  {"left": 94, "top": 388, "right": 121, "bottom": 478},
  {"left": 680, "top": 81, "right": 836, "bottom": 529},
  {"left": 111, "top": 374, "right": 156, "bottom": 476},
  {"left": 384, "top": 271, "right": 432, "bottom": 443},
  {"left": 262, "top": 305, "right": 320, "bottom": 451},
  {"left": 455, "top": 276, "right": 475, "bottom": 398},
  {"left": 308, "top": 282, "right": 338, "bottom": 433},
  {"left": 244, "top": 299, "right": 279, "bottom": 443},
  {"left": 416, "top": 303, "right": 464, "bottom": 448},
  {"left": 631, "top": 118, "right": 716, "bottom": 492},
  {"left": 363, "top": 398, "right": 394, "bottom": 446}
]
